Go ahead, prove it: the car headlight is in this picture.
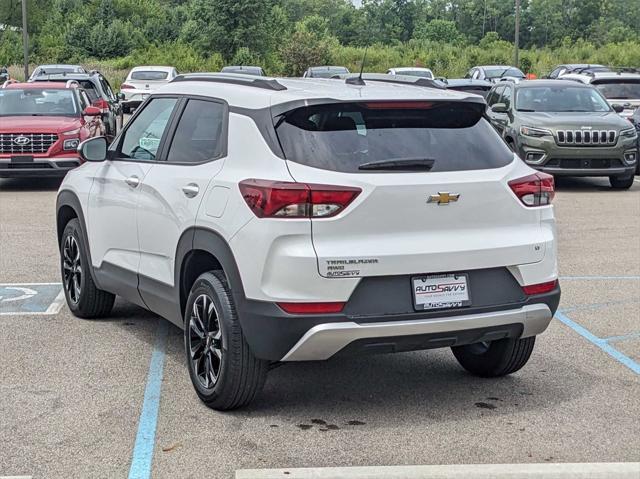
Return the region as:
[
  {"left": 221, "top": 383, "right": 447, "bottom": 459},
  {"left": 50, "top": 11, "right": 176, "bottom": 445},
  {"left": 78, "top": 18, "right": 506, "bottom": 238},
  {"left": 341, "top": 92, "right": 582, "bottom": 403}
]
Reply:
[
  {"left": 620, "top": 127, "right": 638, "bottom": 139},
  {"left": 63, "top": 138, "right": 80, "bottom": 150},
  {"left": 62, "top": 128, "right": 81, "bottom": 136},
  {"left": 520, "top": 126, "right": 552, "bottom": 138}
]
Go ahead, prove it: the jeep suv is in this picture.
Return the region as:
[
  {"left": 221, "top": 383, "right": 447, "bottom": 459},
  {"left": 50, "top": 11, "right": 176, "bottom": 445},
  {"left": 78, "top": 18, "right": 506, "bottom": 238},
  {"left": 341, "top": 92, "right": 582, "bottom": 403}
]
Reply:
[
  {"left": 56, "top": 74, "right": 560, "bottom": 410},
  {"left": 486, "top": 80, "right": 638, "bottom": 189},
  {"left": 0, "top": 81, "right": 105, "bottom": 178}
]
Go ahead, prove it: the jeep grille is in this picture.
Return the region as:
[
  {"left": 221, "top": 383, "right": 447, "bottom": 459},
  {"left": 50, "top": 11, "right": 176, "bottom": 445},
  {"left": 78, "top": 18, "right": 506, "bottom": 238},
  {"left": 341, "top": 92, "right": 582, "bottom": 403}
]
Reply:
[{"left": 555, "top": 130, "right": 617, "bottom": 146}]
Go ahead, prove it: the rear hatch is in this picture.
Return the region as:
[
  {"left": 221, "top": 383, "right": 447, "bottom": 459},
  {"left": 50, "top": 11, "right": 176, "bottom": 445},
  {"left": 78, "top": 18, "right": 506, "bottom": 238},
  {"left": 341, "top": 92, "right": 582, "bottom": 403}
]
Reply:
[
  {"left": 127, "top": 70, "right": 170, "bottom": 91},
  {"left": 275, "top": 100, "right": 548, "bottom": 280},
  {"left": 593, "top": 79, "right": 640, "bottom": 117}
]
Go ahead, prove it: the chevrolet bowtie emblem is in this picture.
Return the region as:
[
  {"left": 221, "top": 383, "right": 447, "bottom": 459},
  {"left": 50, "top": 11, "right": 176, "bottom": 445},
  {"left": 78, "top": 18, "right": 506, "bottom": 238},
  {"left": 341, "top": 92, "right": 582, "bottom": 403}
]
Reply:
[{"left": 428, "top": 192, "right": 460, "bottom": 205}]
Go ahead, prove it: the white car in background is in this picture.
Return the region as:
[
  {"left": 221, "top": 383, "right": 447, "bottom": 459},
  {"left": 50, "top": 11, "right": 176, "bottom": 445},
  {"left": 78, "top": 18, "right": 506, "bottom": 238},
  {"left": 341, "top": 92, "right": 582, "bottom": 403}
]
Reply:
[
  {"left": 387, "top": 67, "right": 434, "bottom": 79},
  {"left": 119, "top": 66, "right": 178, "bottom": 113}
]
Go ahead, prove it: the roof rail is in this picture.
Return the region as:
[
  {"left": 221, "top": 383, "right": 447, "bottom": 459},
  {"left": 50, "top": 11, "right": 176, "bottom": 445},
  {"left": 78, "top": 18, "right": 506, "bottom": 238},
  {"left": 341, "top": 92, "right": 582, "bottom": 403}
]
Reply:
[
  {"left": 171, "top": 73, "right": 287, "bottom": 91},
  {"left": 332, "top": 73, "right": 446, "bottom": 90},
  {"left": 610, "top": 66, "right": 640, "bottom": 74}
]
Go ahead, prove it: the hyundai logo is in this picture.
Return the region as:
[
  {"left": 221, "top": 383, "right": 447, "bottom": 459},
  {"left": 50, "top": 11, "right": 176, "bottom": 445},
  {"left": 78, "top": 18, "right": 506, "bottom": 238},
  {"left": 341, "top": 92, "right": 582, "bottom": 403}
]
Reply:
[{"left": 13, "top": 135, "right": 31, "bottom": 146}]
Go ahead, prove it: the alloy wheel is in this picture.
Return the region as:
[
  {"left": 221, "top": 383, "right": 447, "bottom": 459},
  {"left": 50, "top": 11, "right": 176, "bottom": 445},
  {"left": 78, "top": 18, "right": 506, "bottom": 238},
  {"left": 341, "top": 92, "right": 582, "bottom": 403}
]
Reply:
[
  {"left": 188, "top": 294, "right": 223, "bottom": 390},
  {"left": 62, "top": 235, "right": 82, "bottom": 304}
]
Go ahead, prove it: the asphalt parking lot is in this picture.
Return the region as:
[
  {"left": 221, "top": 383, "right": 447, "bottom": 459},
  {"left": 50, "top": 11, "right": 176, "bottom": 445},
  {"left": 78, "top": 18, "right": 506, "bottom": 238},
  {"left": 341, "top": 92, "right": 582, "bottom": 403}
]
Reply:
[{"left": 0, "top": 175, "right": 639, "bottom": 478}]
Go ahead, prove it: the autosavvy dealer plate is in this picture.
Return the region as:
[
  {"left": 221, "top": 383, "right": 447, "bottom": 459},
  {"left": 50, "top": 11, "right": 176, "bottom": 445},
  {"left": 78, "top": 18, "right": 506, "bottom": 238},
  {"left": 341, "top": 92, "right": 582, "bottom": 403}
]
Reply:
[{"left": 412, "top": 273, "right": 470, "bottom": 311}]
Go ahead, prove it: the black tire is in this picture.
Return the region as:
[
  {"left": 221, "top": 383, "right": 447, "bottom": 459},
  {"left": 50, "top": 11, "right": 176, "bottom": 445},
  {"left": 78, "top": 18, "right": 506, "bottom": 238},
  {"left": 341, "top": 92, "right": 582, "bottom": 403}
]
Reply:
[
  {"left": 184, "top": 271, "right": 268, "bottom": 410},
  {"left": 451, "top": 336, "right": 536, "bottom": 377},
  {"left": 60, "top": 218, "right": 115, "bottom": 318},
  {"left": 609, "top": 175, "right": 634, "bottom": 189}
]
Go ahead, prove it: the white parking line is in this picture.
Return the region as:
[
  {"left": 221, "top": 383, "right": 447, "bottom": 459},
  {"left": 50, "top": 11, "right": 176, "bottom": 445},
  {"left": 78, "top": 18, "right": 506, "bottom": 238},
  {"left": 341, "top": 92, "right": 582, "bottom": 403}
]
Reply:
[
  {"left": 45, "top": 289, "right": 65, "bottom": 314},
  {"left": 236, "top": 462, "right": 640, "bottom": 479}
]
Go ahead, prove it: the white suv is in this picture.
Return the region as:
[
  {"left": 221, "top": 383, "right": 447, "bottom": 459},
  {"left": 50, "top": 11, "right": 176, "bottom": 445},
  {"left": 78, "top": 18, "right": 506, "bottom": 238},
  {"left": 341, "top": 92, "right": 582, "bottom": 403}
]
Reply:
[{"left": 56, "top": 73, "right": 560, "bottom": 410}]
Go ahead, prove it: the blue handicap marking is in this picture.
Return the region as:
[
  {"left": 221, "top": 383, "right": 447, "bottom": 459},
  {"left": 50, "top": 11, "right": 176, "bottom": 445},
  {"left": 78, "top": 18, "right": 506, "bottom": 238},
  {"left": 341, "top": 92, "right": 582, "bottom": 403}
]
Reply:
[{"left": 0, "top": 283, "right": 64, "bottom": 315}]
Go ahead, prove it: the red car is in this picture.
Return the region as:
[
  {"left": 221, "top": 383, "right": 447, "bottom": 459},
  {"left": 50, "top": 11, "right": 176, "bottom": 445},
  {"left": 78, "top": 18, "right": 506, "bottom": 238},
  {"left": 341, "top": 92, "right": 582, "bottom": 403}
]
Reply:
[{"left": 0, "top": 81, "right": 105, "bottom": 178}]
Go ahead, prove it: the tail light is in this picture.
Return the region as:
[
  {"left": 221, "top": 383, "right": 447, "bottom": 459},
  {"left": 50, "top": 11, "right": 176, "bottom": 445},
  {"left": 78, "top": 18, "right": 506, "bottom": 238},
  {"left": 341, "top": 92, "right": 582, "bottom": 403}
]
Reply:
[
  {"left": 92, "top": 98, "right": 109, "bottom": 112},
  {"left": 239, "top": 179, "right": 361, "bottom": 219},
  {"left": 277, "top": 302, "right": 345, "bottom": 314},
  {"left": 120, "top": 83, "right": 134, "bottom": 89},
  {"left": 508, "top": 172, "right": 555, "bottom": 207},
  {"left": 522, "top": 280, "right": 557, "bottom": 295}
]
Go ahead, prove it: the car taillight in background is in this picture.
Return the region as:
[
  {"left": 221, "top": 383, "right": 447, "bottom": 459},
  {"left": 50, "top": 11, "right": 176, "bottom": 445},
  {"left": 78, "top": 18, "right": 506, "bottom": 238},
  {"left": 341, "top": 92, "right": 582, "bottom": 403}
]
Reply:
[
  {"left": 239, "top": 179, "right": 361, "bottom": 218},
  {"left": 508, "top": 172, "right": 555, "bottom": 207},
  {"left": 92, "top": 98, "right": 109, "bottom": 112},
  {"left": 120, "top": 83, "right": 134, "bottom": 90}
]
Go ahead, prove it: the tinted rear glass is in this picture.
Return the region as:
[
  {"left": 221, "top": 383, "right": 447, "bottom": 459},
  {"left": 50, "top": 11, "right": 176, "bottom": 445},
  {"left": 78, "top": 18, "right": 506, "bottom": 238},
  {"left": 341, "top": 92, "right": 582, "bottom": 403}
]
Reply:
[
  {"left": 275, "top": 102, "right": 513, "bottom": 173},
  {"left": 131, "top": 71, "right": 169, "bottom": 81},
  {"left": 594, "top": 80, "right": 640, "bottom": 99}
]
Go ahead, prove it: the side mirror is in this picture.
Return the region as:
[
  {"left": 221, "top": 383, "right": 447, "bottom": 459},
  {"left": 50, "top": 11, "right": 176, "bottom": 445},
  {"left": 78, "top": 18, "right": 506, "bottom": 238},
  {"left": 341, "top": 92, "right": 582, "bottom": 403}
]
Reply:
[
  {"left": 611, "top": 104, "right": 624, "bottom": 113},
  {"left": 79, "top": 137, "right": 107, "bottom": 162},
  {"left": 83, "top": 106, "right": 101, "bottom": 116},
  {"left": 491, "top": 103, "right": 509, "bottom": 113},
  {"left": 117, "top": 92, "right": 125, "bottom": 101}
]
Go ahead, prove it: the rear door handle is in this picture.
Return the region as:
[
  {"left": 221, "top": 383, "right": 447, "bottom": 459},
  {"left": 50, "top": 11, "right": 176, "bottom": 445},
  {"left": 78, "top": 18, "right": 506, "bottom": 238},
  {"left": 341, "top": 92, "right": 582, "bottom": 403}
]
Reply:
[
  {"left": 182, "top": 183, "right": 199, "bottom": 198},
  {"left": 125, "top": 176, "right": 140, "bottom": 188}
]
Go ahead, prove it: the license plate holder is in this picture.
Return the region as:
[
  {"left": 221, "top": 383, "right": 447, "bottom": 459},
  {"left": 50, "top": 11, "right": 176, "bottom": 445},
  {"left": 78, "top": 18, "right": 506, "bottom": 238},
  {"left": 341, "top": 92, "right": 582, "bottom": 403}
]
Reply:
[
  {"left": 412, "top": 273, "right": 471, "bottom": 311},
  {"left": 11, "top": 156, "right": 34, "bottom": 163}
]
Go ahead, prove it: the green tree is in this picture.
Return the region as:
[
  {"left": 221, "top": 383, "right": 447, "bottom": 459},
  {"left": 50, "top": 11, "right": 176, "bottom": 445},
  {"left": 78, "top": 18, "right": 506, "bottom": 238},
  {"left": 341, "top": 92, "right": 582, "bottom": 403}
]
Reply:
[{"left": 413, "top": 19, "right": 463, "bottom": 44}]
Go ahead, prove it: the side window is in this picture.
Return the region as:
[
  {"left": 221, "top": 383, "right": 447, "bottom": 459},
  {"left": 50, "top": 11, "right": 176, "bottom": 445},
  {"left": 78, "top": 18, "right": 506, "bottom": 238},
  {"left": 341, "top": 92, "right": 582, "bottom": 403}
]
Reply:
[
  {"left": 486, "top": 88, "right": 497, "bottom": 106},
  {"left": 501, "top": 86, "right": 513, "bottom": 109},
  {"left": 465, "top": 68, "right": 474, "bottom": 79},
  {"left": 488, "top": 86, "right": 504, "bottom": 106},
  {"left": 472, "top": 69, "right": 481, "bottom": 80},
  {"left": 165, "top": 99, "right": 227, "bottom": 163},
  {"left": 78, "top": 91, "right": 90, "bottom": 110},
  {"left": 119, "top": 98, "right": 178, "bottom": 161},
  {"left": 99, "top": 77, "right": 115, "bottom": 100},
  {"left": 549, "top": 67, "right": 561, "bottom": 79}
]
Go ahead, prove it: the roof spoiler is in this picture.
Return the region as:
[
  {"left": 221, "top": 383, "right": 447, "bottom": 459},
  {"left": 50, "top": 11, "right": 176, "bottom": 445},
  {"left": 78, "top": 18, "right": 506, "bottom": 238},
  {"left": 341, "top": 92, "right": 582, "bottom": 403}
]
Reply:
[{"left": 171, "top": 73, "right": 287, "bottom": 91}]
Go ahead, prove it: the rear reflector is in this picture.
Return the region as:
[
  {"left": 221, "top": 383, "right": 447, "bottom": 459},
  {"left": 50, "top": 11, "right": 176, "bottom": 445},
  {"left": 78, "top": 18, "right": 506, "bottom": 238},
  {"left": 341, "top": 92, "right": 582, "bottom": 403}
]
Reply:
[
  {"left": 239, "top": 179, "right": 361, "bottom": 218},
  {"left": 508, "top": 172, "right": 555, "bottom": 207},
  {"left": 277, "top": 302, "right": 345, "bottom": 314},
  {"left": 522, "top": 280, "right": 557, "bottom": 295}
]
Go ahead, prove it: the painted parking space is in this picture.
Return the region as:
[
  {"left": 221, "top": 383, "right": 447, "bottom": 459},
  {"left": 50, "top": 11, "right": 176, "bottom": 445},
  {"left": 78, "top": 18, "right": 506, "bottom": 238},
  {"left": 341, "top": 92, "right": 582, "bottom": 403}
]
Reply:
[{"left": 0, "top": 283, "right": 64, "bottom": 316}]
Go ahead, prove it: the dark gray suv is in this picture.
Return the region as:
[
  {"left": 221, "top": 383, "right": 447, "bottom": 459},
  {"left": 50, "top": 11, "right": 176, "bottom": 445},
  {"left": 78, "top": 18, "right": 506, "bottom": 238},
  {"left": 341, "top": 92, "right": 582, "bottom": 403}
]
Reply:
[{"left": 486, "top": 80, "right": 638, "bottom": 189}]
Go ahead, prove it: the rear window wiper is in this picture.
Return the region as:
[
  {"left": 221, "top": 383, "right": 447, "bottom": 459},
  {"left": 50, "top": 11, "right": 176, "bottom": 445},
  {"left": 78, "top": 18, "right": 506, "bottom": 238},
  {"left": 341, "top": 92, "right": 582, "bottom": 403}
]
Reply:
[
  {"left": 358, "top": 158, "right": 435, "bottom": 171},
  {"left": 516, "top": 108, "right": 536, "bottom": 112}
]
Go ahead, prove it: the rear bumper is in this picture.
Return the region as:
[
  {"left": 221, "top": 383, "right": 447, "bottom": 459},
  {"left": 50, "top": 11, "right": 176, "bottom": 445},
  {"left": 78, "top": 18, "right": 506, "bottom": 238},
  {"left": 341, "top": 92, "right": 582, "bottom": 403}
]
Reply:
[
  {"left": 535, "top": 165, "right": 636, "bottom": 177},
  {"left": 237, "top": 283, "right": 560, "bottom": 361},
  {"left": 282, "top": 303, "right": 553, "bottom": 361},
  {"left": 0, "top": 157, "right": 81, "bottom": 178}
]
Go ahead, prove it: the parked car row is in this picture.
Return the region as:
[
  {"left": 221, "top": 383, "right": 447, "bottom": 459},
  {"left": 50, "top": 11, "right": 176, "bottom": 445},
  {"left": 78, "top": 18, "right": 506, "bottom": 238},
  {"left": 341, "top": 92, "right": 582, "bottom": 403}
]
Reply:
[{"left": 1, "top": 62, "right": 638, "bottom": 184}]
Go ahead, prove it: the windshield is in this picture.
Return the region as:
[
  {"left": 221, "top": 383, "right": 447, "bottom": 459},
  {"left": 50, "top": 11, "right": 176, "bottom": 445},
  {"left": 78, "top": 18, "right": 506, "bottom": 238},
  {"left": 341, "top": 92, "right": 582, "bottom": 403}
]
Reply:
[
  {"left": 130, "top": 71, "right": 169, "bottom": 81},
  {"left": 594, "top": 80, "right": 640, "bottom": 100},
  {"left": 275, "top": 101, "right": 513, "bottom": 173},
  {"left": 395, "top": 70, "right": 433, "bottom": 79},
  {"left": 516, "top": 86, "right": 611, "bottom": 112},
  {"left": 485, "top": 67, "right": 524, "bottom": 79},
  {"left": 0, "top": 89, "right": 79, "bottom": 116}
]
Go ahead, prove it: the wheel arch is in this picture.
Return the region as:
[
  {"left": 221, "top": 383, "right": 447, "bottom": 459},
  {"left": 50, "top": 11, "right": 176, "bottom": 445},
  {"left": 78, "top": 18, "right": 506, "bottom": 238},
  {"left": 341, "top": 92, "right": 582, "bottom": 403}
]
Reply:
[
  {"left": 176, "top": 227, "right": 246, "bottom": 324},
  {"left": 56, "top": 190, "right": 101, "bottom": 287}
]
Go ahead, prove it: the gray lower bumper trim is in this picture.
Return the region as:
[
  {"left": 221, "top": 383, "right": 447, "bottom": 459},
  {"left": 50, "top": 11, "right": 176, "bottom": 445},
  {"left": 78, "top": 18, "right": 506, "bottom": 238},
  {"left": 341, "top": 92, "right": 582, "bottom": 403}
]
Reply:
[
  {"left": 537, "top": 166, "right": 634, "bottom": 176},
  {"left": 281, "top": 303, "right": 552, "bottom": 361}
]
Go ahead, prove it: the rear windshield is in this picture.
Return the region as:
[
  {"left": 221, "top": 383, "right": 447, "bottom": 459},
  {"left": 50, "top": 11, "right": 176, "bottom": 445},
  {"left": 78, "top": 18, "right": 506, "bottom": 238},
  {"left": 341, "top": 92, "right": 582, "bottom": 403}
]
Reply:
[
  {"left": 275, "top": 102, "right": 513, "bottom": 173},
  {"left": 594, "top": 80, "right": 640, "bottom": 100},
  {"left": 395, "top": 70, "right": 433, "bottom": 79},
  {"left": 310, "top": 67, "right": 349, "bottom": 78},
  {"left": 450, "top": 86, "right": 490, "bottom": 98},
  {"left": 485, "top": 67, "right": 524, "bottom": 79},
  {"left": 131, "top": 71, "right": 169, "bottom": 81}
]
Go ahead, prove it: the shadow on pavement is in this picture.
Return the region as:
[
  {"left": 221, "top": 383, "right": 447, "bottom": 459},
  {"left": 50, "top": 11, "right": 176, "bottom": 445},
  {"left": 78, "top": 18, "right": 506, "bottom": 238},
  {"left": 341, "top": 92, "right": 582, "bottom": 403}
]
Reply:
[{"left": 0, "top": 177, "right": 64, "bottom": 191}]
